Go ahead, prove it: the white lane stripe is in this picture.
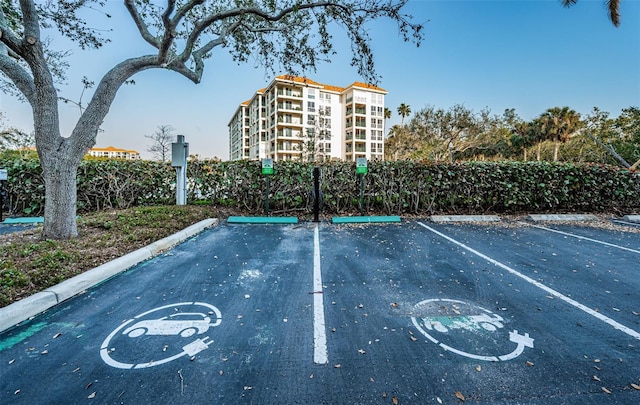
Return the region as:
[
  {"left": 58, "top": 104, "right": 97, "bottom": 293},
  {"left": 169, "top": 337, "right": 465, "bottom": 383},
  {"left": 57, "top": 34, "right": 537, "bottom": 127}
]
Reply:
[
  {"left": 313, "top": 225, "right": 328, "bottom": 364},
  {"left": 521, "top": 222, "right": 640, "bottom": 254},
  {"left": 417, "top": 222, "right": 640, "bottom": 341}
]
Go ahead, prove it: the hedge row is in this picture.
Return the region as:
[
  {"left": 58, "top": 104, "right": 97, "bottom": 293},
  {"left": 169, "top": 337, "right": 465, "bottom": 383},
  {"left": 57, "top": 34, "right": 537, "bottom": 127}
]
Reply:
[{"left": 0, "top": 158, "right": 638, "bottom": 217}]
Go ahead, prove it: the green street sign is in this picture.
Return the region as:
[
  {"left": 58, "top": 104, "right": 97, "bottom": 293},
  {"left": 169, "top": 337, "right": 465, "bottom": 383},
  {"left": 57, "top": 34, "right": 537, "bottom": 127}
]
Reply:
[
  {"left": 356, "top": 157, "right": 368, "bottom": 174},
  {"left": 262, "top": 158, "right": 274, "bottom": 175}
]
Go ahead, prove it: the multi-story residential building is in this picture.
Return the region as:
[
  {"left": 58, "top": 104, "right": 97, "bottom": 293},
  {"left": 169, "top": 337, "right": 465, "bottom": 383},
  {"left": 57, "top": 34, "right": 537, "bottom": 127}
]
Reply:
[
  {"left": 87, "top": 146, "right": 141, "bottom": 160},
  {"left": 228, "top": 75, "right": 387, "bottom": 162}
]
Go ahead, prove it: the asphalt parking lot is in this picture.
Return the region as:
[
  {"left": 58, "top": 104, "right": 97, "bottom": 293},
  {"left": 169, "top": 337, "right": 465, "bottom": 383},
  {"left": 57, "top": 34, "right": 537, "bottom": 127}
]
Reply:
[{"left": 1, "top": 219, "right": 639, "bottom": 404}]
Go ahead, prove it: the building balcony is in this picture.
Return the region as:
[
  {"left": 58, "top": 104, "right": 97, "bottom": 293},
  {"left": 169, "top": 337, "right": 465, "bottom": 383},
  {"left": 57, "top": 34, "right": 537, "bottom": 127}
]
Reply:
[{"left": 276, "top": 90, "right": 302, "bottom": 99}]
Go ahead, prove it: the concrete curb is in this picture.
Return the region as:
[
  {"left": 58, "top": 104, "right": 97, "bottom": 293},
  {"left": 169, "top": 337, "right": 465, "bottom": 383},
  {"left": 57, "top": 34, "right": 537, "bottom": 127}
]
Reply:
[
  {"left": 527, "top": 214, "right": 599, "bottom": 222},
  {"left": 431, "top": 215, "right": 501, "bottom": 223},
  {"left": 622, "top": 215, "right": 640, "bottom": 223},
  {"left": 0, "top": 218, "right": 217, "bottom": 333}
]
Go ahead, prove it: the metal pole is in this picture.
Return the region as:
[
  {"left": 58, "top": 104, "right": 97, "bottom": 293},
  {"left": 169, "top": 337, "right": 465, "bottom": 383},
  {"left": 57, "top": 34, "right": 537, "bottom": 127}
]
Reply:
[
  {"left": 176, "top": 166, "right": 186, "bottom": 205},
  {"left": 312, "top": 167, "right": 320, "bottom": 222},
  {"left": 265, "top": 176, "right": 270, "bottom": 215},
  {"left": 359, "top": 173, "right": 364, "bottom": 216},
  {"left": 0, "top": 183, "right": 4, "bottom": 223}
]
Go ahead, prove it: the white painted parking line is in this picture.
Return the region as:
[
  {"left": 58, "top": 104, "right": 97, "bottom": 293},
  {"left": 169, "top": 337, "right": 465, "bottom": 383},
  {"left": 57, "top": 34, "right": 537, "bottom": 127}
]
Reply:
[
  {"left": 521, "top": 222, "right": 640, "bottom": 254},
  {"left": 313, "top": 225, "right": 328, "bottom": 364},
  {"left": 417, "top": 222, "right": 640, "bottom": 341}
]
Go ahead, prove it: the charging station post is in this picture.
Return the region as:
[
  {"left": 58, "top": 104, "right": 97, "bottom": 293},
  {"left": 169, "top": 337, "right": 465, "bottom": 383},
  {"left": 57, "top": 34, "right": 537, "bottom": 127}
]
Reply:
[
  {"left": 262, "top": 158, "right": 274, "bottom": 214},
  {"left": 312, "top": 167, "right": 321, "bottom": 222},
  {"left": 171, "top": 135, "right": 189, "bottom": 206},
  {"left": 356, "top": 158, "right": 368, "bottom": 215},
  {"left": 0, "top": 169, "right": 7, "bottom": 222}
]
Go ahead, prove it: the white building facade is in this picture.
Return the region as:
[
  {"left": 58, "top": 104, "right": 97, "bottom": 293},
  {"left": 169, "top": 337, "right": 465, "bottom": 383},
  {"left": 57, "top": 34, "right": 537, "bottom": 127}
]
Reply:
[{"left": 228, "top": 75, "right": 387, "bottom": 162}]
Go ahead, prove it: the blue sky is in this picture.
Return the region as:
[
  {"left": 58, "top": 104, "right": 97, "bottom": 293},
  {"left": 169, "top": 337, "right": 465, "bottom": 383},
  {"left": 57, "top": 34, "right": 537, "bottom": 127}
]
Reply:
[{"left": 1, "top": 0, "right": 639, "bottom": 160}]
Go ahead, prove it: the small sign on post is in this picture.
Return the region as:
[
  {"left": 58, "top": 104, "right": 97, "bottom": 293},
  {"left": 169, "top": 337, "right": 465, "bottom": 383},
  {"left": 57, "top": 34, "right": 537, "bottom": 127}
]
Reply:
[
  {"left": 356, "top": 158, "right": 368, "bottom": 175},
  {"left": 262, "top": 158, "right": 274, "bottom": 175}
]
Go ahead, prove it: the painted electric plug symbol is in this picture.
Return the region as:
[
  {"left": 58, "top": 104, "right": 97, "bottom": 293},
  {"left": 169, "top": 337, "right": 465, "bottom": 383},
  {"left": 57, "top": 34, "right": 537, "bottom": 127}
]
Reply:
[
  {"left": 182, "top": 337, "right": 213, "bottom": 356},
  {"left": 123, "top": 313, "right": 215, "bottom": 338}
]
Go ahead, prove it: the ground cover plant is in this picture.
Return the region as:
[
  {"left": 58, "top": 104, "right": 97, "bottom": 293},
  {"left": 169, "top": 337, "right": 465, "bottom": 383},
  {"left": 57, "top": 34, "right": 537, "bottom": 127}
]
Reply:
[{"left": 0, "top": 205, "right": 218, "bottom": 308}]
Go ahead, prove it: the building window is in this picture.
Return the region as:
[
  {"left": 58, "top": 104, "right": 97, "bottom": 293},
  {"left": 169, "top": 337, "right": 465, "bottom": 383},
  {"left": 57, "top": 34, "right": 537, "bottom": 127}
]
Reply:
[
  {"left": 307, "top": 101, "right": 315, "bottom": 112},
  {"left": 308, "top": 88, "right": 316, "bottom": 99},
  {"left": 307, "top": 115, "right": 316, "bottom": 125}
]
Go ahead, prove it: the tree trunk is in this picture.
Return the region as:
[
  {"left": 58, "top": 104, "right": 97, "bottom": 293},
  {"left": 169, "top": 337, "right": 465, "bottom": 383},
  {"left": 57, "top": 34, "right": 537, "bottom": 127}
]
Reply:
[
  {"left": 536, "top": 143, "right": 541, "bottom": 161},
  {"left": 553, "top": 141, "right": 560, "bottom": 162},
  {"left": 40, "top": 151, "right": 80, "bottom": 239}
]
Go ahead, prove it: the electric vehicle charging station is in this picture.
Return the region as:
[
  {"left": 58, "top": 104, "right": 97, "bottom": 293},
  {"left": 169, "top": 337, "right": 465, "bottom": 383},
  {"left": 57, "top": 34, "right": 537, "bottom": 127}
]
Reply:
[
  {"left": 227, "top": 159, "right": 298, "bottom": 224},
  {"left": 262, "top": 158, "right": 274, "bottom": 214},
  {"left": 356, "top": 158, "right": 368, "bottom": 215},
  {"left": 171, "top": 135, "right": 189, "bottom": 206},
  {"left": 331, "top": 158, "right": 401, "bottom": 224}
]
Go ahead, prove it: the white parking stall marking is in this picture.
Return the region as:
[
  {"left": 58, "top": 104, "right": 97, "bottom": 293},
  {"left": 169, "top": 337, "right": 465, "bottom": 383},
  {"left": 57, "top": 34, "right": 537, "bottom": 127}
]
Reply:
[
  {"left": 417, "top": 222, "right": 640, "bottom": 341},
  {"left": 313, "top": 225, "right": 328, "bottom": 364},
  {"left": 521, "top": 222, "right": 640, "bottom": 254}
]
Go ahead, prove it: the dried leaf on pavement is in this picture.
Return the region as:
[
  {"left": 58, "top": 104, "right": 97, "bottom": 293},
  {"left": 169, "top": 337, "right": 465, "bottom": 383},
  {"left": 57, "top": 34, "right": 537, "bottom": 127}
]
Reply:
[{"left": 455, "top": 391, "right": 465, "bottom": 401}]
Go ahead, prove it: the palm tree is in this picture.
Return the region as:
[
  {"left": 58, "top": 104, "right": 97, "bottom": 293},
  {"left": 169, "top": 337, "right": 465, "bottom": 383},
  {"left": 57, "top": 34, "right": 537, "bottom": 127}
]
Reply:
[
  {"left": 397, "top": 103, "right": 411, "bottom": 127},
  {"left": 384, "top": 107, "right": 392, "bottom": 136},
  {"left": 562, "top": 0, "right": 621, "bottom": 27},
  {"left": 539, "top": 107, "right": 582, "bottom": 161}
]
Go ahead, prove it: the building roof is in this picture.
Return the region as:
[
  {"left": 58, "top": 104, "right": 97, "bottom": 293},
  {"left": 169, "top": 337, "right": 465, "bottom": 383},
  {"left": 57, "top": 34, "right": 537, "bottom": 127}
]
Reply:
[
  {"left": 319, "top": 84, "right": 345, "bottom": 93},
  {"left": 273, "top": 74, "right": 386, "bottom": 93},
  {"left": 275, "top": 75, "right": 323, "bottom": 87},
  {"left": 348, "top": 81, "right": 387, "bottom": 93}
]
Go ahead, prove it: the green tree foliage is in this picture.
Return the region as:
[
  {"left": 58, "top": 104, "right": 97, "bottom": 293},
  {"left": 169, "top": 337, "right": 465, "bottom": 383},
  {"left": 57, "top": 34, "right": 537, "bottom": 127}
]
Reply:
[
  {"left": 384, "top": 125, "right": 421, "bottom": 160},
  {"left": 537, "top": 107, "right": 582, "bottom": 162},
  {"left": 562, "top": 0, "right": 621, "bottom": 27},
  {"left": 386, "top": 102, "right": 638, "bottom": 166},
  {"left": 397, "top": 103, "right": 411, "bottom": 126}
]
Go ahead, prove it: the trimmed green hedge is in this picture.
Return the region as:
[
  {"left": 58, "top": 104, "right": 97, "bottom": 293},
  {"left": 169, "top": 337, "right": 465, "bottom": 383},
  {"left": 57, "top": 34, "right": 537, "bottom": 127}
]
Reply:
[{"left": 0, "top": 158, "right": 638, "bottom": 217}]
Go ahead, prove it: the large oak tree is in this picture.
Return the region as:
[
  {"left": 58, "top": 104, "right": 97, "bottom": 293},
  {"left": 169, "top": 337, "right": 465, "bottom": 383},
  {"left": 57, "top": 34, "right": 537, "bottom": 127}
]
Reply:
[{"left": 0, "top": 0, "right": 423, "bottom": 239}]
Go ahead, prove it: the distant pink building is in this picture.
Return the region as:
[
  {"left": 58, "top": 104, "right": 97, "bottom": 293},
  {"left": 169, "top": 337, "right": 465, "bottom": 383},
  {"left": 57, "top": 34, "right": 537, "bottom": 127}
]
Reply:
[{"left": 87, "top": 146, "right": 141, "bottom": 160}]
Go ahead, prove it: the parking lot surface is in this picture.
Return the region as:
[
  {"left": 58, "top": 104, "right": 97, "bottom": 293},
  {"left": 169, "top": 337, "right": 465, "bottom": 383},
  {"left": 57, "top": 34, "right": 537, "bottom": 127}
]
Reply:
[{"left": 1, "top": 220, "right": 639, "bottom": 404}]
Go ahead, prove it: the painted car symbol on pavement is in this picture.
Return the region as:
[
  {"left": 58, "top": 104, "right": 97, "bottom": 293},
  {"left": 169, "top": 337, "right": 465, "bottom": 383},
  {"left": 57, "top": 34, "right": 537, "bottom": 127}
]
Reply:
[
  {"left": 411, "top": 298, "right": 534, "bottom": 362},
  {"left": 423, "top": 313, "right": 505, "bottom": 333},
  {"left": 122, "top": 313, "right": 213, "bottom": 338},
  {"left": 101, "top": 302, "right": 222, "bottom": 369}
]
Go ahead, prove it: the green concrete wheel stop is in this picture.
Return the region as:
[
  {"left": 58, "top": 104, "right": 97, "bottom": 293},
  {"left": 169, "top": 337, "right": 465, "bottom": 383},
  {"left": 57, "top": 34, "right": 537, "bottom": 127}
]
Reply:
[
  {"left": 332, "top": 216, "right": 401, "bottom": 224},
  {"left": 227, "top": 216, "right": 298, "bottom": 224},
  {"left": 1, "top": 217, "right": 44, "bottom": 224}
]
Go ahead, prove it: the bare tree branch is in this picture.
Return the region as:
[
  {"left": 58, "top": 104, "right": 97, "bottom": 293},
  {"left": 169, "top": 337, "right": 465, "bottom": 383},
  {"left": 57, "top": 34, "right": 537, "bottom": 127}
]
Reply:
[
  {"left": 124, "top": 0, "right": 161, "bottom": 49},
  {"left": 584, "top": 130, "right": 631, "bottom": 168}
]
